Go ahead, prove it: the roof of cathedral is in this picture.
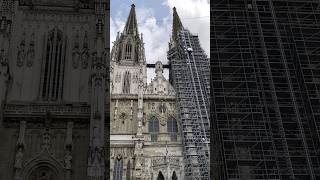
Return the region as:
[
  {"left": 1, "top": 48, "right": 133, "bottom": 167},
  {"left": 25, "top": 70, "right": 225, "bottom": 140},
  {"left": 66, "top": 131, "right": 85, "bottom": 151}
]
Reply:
[
  {"left": 172, "top": 7, "right": 184, "bottom": 42},
  {"left": 124, "top": 4, "right": 139, "bottom": 36}
]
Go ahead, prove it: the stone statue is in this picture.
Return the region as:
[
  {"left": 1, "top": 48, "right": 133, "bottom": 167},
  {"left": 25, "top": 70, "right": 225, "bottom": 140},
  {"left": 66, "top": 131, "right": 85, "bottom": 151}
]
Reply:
[
  {"left": 64, "top": 151, "right": 72, "bottom": 169},
  {"left": 0, "top": 54, "right": 9, "bottom": 101},
  {"left": 137, "top": 120, "right": 143, "bottom": 135},
  {"left": 0, "top": 49, "right": 5, "bottom": 64},
  {"left": 92, "top": 126, "right": 100, "bottom": 147},
  {"left": 41, "top": 131, "right": 51, "bottom": 150},
  {"left": 72, "top": 50, "right": 80, "bottom": 69},
  {"left": 17, "top": 39, "right": 25, "bottom": 67},
  {"left": 14, "top": 147, "right": 23, "bottom": 169}
]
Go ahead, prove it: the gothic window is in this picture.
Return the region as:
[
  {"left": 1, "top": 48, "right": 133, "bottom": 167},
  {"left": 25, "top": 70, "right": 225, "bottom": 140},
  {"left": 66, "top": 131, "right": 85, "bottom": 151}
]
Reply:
[
  {"left": 113, "top": 157, "right": 123, "bottom": 180},
  {"left": 157, "top": 171, "right": 165, "bottom": 180},
  {"left": 41, "top": 28, "right": 66, "bottom": 101},
  {"left": 172, "top": 171, "right": 178, "bottom": 180},
  {"left": 126, "top": 160, "right": 131, "bottom": 180},
  {"left": 124, "top": 43, "right": 132, "bottom": 60},
  {"left": 167, "top": 117, "right": 178, "bottom": 141},
  {"left": 122, "top": 71, "right": 130, "bottom": 94},
  {"left": 149, "top": 116, "right": 159, "bottom": 142}
]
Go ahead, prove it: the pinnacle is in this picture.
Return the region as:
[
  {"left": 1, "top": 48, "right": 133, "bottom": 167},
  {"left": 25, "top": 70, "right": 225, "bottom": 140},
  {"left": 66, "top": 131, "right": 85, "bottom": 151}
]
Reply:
[
  {"left": 172, "top": 7, "right": 184, "bottom": 42},
  {"left": 124, "top": 3, "right": 138, "bottom": 35}
]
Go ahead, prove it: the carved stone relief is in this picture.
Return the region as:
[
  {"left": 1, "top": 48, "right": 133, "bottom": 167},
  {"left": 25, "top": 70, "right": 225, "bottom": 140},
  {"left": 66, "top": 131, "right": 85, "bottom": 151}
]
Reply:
[
  {"left": 17, "top": 31, "right": 26, "bottom": 67},
  {"left": 81, "top": 31, "right": 89, "bottom": 69},
  {"left": 26, "top": 32, "right": 35, "bottom": 67},
  {"left": 111, "top": 148, "right": 134, "bottom": 159},
  {"left": 72, "top": 30, "right": 80, "bottom": 69},
  {"left": 115, "top": 72, "right": 121, "bottom": 83}
]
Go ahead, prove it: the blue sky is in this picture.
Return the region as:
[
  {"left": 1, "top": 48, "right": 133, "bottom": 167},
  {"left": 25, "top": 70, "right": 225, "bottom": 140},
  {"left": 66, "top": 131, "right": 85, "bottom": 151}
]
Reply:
[
  {"left": 111, "top": 0, "right": 169, "bottom": 20},
  {"left": 110, "top": 0, "right": 210, "bottom": 82}
]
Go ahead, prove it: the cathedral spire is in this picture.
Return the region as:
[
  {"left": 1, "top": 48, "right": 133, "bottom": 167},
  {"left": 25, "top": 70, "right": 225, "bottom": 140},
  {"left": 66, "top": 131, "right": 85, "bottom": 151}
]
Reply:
[
  {"left": 124, "top": 4, "right": 138, "bottom": 36},
  {"left": 172, "top": 7, "right": 184, "bottom": 42}
]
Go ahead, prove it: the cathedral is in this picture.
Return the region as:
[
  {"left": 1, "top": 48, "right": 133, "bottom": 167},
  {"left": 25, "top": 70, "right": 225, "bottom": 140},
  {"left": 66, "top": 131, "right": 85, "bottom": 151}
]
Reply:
[
  {"left": 0, "top": 0, "right": 186, "bottom": 179},
  {"left": 109, "top": 4, "right": 184, "bottom": 180},
  {"left": 0, "top": 0, "right": 109, "bottom": 179}
]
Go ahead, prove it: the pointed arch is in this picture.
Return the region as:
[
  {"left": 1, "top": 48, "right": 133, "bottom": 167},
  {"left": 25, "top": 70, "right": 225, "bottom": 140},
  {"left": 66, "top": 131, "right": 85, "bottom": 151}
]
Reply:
[
  {"left": 126, "top": 160, "right": 131, "bottom": 180},
  {"left": 124, "top": 43, "right": 132, "bottom": 60},
  {"left": 172, "top": 171, "right": 178, "bottom": 180},
  {"left": 157, "top": 171, "right": 165, "bottom": 180},
  {"left": 40, "top": 28, "right": 66, "bottom": 101},
  {"left": 113, "top": 156, "right": 123, "bottom": 180},
  {"left": 149, "top": 116, "right": 159, "bottom": 142},
  {"left": 167, "top": 116, "right": 178, "bottom": 141},
  {"left": 28, "top": 166, "right": 58, "bottom": 180},
  {"left": 22, "top": 150, "right": 65, "bottom": 180}
]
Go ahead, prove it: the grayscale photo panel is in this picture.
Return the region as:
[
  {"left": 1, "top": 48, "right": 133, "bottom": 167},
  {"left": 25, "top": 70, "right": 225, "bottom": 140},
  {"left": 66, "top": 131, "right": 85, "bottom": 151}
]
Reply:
[
  {"left": 211, "top": 1, "right": 320, "bottom": 180},
  {"left": 0, "top": 0, "right": 110, "bottom": 179}
]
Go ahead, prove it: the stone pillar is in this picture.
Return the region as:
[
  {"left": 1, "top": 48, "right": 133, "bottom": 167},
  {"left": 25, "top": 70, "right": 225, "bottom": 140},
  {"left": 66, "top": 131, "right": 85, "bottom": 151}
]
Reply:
[
  {"left": 14, "top": 121, "right": 26, "bottom": 180},
  {"left": 64, "top": 121, "right": 73, "bottom": 180},
  {"left": 133, "top": 75, "right": 145, "bottom": 180},
  {"left": 87, "top": 2, "right": 106, "bottom": 178}
]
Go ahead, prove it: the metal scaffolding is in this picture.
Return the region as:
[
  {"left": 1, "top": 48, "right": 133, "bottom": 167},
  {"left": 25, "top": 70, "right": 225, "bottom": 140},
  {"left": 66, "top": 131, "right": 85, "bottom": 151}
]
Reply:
[
  {"left": 168, "top": 25, "right": 210, "bottom": 179},
  {"left": 211, "top": 0, "right": 320, "bottom": 179}
]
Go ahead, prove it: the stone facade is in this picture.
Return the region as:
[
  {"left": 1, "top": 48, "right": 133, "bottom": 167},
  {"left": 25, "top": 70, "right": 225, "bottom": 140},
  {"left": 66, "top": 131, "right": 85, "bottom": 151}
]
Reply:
[
  {"left": 0, "top": 0, "right": 109, "bottom": 180},
  {"left": 0, "top": 1, "right": 184, "bottom": 179},
  {"left": 110, "top": 4, "right": 184, "bottom": 180}
]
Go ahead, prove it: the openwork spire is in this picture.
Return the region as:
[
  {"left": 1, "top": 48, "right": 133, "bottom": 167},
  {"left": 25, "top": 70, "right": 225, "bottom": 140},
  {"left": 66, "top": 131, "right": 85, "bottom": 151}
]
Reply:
[
  {"left": 124, "top": 4, "right": 138, "bottom": 36},
  {"left": 172, "top": 7, "right": 184, "bottom": 42}
]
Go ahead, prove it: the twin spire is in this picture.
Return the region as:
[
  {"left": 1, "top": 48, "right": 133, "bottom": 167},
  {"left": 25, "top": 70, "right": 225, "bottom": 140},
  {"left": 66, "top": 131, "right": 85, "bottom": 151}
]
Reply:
[{"left": 122, "top": 4, "right": 184, "bottom": 41}]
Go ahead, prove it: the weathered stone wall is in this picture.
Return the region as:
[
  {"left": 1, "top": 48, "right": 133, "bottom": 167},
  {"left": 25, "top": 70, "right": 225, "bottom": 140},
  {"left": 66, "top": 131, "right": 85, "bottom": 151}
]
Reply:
[{"left": 0, "top": 1, "right": 107, "bottom": 179}]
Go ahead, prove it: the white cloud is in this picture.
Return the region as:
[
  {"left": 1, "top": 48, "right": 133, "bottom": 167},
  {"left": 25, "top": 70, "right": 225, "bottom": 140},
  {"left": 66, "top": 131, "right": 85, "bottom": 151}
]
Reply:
[
  {"left": 111, "top": 6, "right": 171, "bottom": 83},
  {"left": 110, "top": 6, "right": 171, "bottom": 64},
  {"left": 135, "top": 7, "right": 171, "bottom": 64},
  {"left": 164, "top": 0, "right": 210, "bottom": 57},
  {"left": 110, "top": 0, "right": 209, "bottom": 82}
]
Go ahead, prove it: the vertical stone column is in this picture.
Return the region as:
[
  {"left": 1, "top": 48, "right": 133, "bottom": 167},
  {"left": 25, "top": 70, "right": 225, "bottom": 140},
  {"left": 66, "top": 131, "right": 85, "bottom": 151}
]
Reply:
[
  {"left": 87, "top": 1, "right": 106, "bottom": 179},
  {"left": 133, "top": 75, "right": 145, "bottom": 180},
  {"left": 0, "top": 2, "right": 13, "bottom": 126},
  {"left": 87, "top": 54, "right": 106, "bottom": 180},
  {"left": 64, "top": 121, "right": 73, "bottom": 180},
  {"left": 14, "top": 120, "right": 26, "bottom": 180}
]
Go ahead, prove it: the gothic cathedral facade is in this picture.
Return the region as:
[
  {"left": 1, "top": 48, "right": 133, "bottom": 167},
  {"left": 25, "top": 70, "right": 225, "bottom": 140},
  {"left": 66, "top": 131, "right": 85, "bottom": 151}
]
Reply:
[
  {"left": 0, "top": 1, "right": 185, "bottom": 180},
  {"left": 0, "top": 0, "right": 109, "bottom": 180},
  {"left": 110, "top": 4, "right": 184, "bottom": 180}
]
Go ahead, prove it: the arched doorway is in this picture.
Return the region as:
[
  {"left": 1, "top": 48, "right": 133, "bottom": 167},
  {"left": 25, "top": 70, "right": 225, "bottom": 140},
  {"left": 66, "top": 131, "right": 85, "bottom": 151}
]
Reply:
[
  {"left": 28, "top": 166, "right": 58, "bottom": 180},
  {"left": 172, "top": 171, "right": 178, "bottom": 180},
  {"left": 157, "top": 171, "right": 164, "bottom": 180}
]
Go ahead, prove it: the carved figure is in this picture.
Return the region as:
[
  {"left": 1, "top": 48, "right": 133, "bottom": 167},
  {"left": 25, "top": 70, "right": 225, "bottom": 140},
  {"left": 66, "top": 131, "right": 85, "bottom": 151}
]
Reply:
[
  {"left": 64, "top": 151, "right": 72, "bottom": 169},
  {"left": 14, "top": 147, "right": 23, "bottom": 169}
]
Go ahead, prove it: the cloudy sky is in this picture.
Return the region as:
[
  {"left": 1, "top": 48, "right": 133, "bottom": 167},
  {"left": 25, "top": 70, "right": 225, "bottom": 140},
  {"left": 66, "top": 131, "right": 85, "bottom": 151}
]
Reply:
[{"left": 110, "top": 0, "right": 210, "bottom": 82}]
